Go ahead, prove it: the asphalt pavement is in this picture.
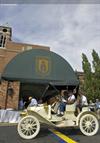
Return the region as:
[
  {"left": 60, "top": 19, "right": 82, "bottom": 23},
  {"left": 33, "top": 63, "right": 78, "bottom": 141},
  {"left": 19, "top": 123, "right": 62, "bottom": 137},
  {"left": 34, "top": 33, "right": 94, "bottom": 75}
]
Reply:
[{"left": 0, "top": 122, "right": 100, "bottom": 143}]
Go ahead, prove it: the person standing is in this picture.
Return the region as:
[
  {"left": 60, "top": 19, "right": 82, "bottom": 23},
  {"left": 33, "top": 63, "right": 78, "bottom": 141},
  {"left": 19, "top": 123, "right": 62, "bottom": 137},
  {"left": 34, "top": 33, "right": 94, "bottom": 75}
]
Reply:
[
  {"left": 95, "top": 99, "right": 100, "bottom": 118},
  {"left": 95, "top": 99, "right": 100, "bottom": 110},
  {"left": 19, "top": 98, "right": 24, "bottom": 110}
]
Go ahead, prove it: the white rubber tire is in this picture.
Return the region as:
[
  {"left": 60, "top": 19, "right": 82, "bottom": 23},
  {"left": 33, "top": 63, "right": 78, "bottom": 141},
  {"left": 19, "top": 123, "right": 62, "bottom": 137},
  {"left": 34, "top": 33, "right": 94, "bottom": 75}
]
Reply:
[
  {"left": 79, "top": 114, "right": 99, "bottom": 136},
  {"left": 17, "top": 115, "right": 40, "bottom": 139}
]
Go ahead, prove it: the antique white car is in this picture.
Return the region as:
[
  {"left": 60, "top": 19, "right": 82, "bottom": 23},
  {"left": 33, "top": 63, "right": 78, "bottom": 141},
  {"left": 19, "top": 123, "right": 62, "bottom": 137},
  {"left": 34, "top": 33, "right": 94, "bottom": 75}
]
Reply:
[{"left": 17, "top": 100, "right": 99, "bottom": 139}]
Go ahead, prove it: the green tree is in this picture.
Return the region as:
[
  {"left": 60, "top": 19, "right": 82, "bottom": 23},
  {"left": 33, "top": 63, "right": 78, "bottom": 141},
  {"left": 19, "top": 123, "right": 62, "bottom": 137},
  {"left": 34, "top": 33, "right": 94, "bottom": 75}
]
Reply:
[
  {"left": 81, "top": 50, "right": 100, "bottom": 101},
  {"left": 92, "top": 50, "right": 100, "bottom": 99},
  {"left": 82, "top": 53, "right": 93, "bottom": 100}
]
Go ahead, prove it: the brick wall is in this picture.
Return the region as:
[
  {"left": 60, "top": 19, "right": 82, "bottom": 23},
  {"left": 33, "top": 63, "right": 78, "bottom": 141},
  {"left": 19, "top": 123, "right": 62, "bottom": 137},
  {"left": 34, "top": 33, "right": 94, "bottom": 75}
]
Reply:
[
  {"left": 6, "top": 41, "right": 50, "bottom": 51},
  {"left": 0, "top": 41, "right": 50, "bottom": 73},
  {"left": 6, "top": 81, "right": 20, "bottom": 109},
  {"left": 0, "top": 80, "right": 8, "bottom": 109},
  {"left": 0, "top": 81, "right": 20, "bottom": 109}
]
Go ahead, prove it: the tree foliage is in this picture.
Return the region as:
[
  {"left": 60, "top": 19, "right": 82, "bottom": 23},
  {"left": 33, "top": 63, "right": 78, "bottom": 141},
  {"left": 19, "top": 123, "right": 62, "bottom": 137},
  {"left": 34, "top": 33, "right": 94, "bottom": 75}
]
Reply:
[
  {"left": 92, "top": 50, "right": 100, "bottom": 99},
  {"left": 81, "top": 50, "right": 100, "bottom": 101}
]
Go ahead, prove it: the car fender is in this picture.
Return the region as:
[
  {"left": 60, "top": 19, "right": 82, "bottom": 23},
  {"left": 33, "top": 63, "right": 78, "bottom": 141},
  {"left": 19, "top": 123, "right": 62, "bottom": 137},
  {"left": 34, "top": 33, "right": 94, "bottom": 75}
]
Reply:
[{"left": 27, "top": 109, "right": 55, "bottom": 127}]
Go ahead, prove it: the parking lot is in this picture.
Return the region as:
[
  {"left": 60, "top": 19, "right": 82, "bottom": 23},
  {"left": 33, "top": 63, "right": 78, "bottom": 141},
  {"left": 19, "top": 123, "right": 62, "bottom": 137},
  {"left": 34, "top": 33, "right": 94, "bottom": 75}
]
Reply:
[{"left": 0, "top": 122, "right": 100, "bottom": 143}]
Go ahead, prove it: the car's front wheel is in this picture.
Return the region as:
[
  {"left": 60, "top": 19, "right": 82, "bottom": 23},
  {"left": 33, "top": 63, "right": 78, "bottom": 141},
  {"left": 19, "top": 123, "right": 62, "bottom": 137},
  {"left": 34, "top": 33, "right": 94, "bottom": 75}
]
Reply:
[{"left": 17, "top": 115, "right": 40, "bottom": 139}]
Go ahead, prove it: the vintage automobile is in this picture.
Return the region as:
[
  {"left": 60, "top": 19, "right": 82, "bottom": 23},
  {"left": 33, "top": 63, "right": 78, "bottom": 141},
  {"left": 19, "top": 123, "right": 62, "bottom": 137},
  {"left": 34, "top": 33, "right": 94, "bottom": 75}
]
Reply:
[{"left": 17, "top": 88, "right": 99, "bottom": 139}]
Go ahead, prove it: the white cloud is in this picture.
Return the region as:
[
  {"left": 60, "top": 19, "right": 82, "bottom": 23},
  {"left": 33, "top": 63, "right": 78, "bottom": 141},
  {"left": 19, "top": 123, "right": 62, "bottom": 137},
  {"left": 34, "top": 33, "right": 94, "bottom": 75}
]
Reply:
[{"left": 0, "top": 4, "right": 100, "bottom": 71}]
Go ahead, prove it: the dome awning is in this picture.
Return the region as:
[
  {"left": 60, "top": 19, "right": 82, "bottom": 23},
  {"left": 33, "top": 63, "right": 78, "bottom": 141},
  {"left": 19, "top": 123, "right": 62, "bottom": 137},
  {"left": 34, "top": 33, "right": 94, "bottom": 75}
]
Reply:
[{"left": 1, "top": 49, "right": 79, "bottom": 86}]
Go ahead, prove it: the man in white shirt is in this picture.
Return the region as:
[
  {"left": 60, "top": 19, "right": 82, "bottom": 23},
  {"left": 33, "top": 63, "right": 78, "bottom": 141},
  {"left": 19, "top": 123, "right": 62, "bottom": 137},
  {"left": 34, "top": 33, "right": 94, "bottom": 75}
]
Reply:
[
  {"left": 81, "top": 95, "right": 88, "bottom": 106},
  {"left": 76, "top": 91, "right": 88, "bottom": 113},
  {"left": 28, "top": 96, "right": 38, "bottom": 107}
]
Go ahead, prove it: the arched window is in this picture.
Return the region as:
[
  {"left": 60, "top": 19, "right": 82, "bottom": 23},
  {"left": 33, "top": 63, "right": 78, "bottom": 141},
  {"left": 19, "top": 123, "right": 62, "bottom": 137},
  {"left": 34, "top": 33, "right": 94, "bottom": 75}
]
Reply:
[
  {"left": 0, "top": 33, "right": 6, "bottom": 47},
  {"left": 0, "top": 33, "right": 3, "bottom": 47}
]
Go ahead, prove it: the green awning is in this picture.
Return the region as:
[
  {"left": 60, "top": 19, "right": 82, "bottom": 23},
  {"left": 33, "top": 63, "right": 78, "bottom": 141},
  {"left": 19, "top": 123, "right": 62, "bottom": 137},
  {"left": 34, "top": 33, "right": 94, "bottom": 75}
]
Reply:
[{"left": 1, "top": 49, "right": 79, "bottom": 86}]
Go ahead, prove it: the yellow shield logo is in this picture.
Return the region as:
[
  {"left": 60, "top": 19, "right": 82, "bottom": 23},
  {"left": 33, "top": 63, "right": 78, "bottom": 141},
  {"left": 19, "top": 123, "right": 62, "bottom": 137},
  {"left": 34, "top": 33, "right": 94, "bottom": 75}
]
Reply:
[{"left": 36, "top": 57, "right": 50, "bottom": 75}]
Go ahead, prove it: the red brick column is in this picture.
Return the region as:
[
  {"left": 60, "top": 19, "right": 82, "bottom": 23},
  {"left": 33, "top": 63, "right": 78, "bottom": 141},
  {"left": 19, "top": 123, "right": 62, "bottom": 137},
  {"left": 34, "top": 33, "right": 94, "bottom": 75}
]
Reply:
[
  {"left": 7, "top": 81, "right": 20, "bottom": 110},
  {"left": 0, "top": 80, "right": 8, "bottom": 109}
]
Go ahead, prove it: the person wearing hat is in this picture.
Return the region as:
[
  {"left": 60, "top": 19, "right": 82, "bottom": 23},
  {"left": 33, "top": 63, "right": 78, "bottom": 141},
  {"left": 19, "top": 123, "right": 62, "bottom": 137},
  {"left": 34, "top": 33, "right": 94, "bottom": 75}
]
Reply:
[{"left": 28, "top": 96, "right": 38, "bottom": 107}]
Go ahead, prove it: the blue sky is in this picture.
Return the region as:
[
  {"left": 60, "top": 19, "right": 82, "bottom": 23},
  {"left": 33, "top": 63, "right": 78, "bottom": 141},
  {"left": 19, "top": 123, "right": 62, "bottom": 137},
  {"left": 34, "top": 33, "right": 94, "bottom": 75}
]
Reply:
[{"left": 0, "top": 4, "right": 100, "bottom": 71}]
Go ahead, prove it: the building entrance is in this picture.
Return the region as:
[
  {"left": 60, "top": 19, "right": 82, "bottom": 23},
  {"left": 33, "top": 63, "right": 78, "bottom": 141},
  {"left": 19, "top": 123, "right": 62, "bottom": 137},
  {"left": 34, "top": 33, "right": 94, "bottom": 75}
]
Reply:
[{"left": 19, "top": 83, "right": 46, "bottom": 109}]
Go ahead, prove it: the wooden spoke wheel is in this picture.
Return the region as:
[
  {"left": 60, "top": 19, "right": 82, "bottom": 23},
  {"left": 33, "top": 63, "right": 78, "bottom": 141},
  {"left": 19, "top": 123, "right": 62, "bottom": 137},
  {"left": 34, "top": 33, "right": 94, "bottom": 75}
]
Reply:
[
  {"left": 17, "top": 115, "right": 40, "bottom": 139},
  {"left": 79, "top": 114, "right": 99, "bottom": 136}
]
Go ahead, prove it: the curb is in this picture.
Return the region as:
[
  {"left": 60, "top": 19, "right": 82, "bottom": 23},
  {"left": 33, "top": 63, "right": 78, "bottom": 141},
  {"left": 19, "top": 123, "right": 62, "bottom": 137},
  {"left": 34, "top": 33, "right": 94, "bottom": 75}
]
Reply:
[{"left": 0, "top": 123, "right": 18, "bottom": 126}]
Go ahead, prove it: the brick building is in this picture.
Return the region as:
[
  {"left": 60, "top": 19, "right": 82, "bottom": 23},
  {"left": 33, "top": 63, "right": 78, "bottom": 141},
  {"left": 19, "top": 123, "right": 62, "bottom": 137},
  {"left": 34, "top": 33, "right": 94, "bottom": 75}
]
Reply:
[
  {"left": 0, "top": 25, "right": 81, "bottom": 110},
  {"left": 77, "top": 71, "right": 84, "bottom": 84},
  {"left": 0, "top": 25, "right": 50, "bottom": 109}
]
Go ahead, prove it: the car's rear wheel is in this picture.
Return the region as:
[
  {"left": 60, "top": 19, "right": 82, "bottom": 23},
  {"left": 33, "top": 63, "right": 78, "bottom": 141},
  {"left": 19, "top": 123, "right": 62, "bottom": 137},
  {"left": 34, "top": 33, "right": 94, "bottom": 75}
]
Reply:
[
  {"left": 17, "top": 115, "right": 40, "bottom": 139},
  {"left": 79, "top": 114, "right": 99, "bottom": 136}
]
